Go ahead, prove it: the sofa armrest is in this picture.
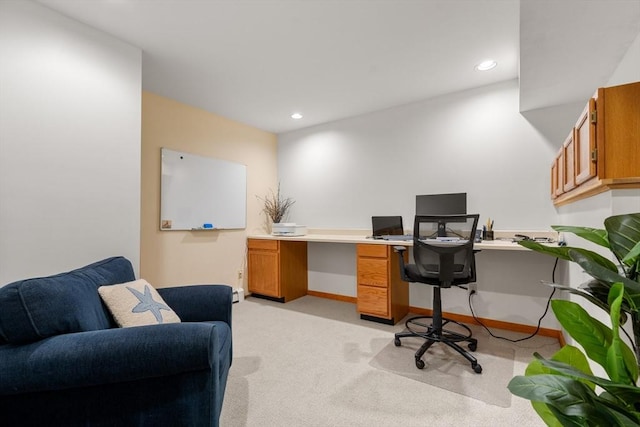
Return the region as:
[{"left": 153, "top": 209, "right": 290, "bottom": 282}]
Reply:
[
  {"left": 0, "top": 322, "right": 222, "bottom": 395},
  {"left": 158, "top": 285, "right": 232, "bottom": 325}
]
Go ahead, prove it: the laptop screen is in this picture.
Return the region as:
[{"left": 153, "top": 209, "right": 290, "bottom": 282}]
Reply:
[{"left": 372, "top": 216, "right": 404, "bottom": 236}]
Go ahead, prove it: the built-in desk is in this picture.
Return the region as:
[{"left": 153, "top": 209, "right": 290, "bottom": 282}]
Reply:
[{"left": 247, "top": 230, "right": 557, "bottom": 324}]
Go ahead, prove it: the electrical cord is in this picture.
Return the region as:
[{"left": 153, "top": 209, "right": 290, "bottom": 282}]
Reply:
[
  {"left": 467, "top": 257, "right": 559, "bottom": 342},
  {"left": 467, "top": 256, "right": 638, "bottom": 349}
]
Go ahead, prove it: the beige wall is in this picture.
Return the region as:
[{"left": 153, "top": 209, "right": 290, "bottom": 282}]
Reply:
[{"left": 141, "top": 91, "right": 277, "bottom": 289}]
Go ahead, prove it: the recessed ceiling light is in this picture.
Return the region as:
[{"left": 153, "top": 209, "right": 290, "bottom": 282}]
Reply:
[
  {"left": 475, "top": 60, "right": 497, "bottom": 71},
  {"left": 291, "top": 113, "right": 303, "bottom": 119}
]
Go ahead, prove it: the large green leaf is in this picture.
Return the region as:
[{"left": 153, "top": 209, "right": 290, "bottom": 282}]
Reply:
[
  {"left": 537, "top": 355, "right": 640, "bottom": 425},
  {"left": 530, "top": 401, "right": 564, "bottom": 427},
  {"left": 508, "top": 374, "right": 615, "bottom": 424},
  {"left": 525, "top": 345, "right": 595, "bottom": 389},
  {"left": 607, "top": 283, "right": 639, "bottom": 384},
  {"left": 579, "top": 279, "right": 630, "bottom": 322},
  {"left": 545, "top": 406, "right": 585, "bottom": 427},
  {"left": 546, "top": 280, "right": 630, "bottom": 322},
  {"left": 605, "top": 213, "right": 640, "bottom": 268},
  {"left": 551, "top": 298, "right": 638, "bottom": 383},
  {"left": 551, "top": 345, "right": 594, "bottom": 380},
  {"left": 518, "top": 240, "right": 618, "bottom": 272},
  {"left": 570, "top": 251, "right": 640, "bottom": 309},
  {"left": 591, "top": 400, "right": 640, "bottom": 426},
  {"left": 525, "top": 357, "right": 546, "bottom": 376},
  {"left": 552, "top": 300, "right": 612, "bottom": 368},
  {"left": 507, "top": 374, "right": 596, "bottom": 409},
  {"left": 518, "top": 240, "right": 573, "bottom": 260},
  {"left": 535, "top": 356, "right": 640, "bottom": 404},
  {"left": 521, "top": 364, "right": 565, "bottom": 426},
  {"left": 622, "top": 241, "right": 640, "bottom": 265},
  {"left": 552, "top": 225, "right": 609, "bottom": 248}
]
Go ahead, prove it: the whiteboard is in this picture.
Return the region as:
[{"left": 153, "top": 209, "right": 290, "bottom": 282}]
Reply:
[{"left": 160, "top": 148, "right": 246, "bottom": 230}]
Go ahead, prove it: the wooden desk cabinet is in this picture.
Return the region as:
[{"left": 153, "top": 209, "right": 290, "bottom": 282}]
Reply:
[
  {"left": 552, "top": 81, "right": 640, "bottom": 205},
  {"left": 356, "top": 244, "right": 408, "bottom": 324},
  {"left": 247, "top": 239, "right": 307, "bottom": 302}
]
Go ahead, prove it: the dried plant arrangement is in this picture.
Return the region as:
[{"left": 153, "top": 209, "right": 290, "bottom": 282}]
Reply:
[{"left": 257, "top": 184, "right": 295, "bottom": 224}]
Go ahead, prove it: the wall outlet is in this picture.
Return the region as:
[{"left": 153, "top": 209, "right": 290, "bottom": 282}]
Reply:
[
  {"left": 468, "top": 283, "right": 477, "bottom": 295},
  {"left": 237, "top": 270, "right": 243, "bottom": 279}
]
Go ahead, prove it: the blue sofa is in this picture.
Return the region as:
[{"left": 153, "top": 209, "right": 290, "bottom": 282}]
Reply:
[{"left": 0, "top": 256, "right": 232, "bottom": 427}]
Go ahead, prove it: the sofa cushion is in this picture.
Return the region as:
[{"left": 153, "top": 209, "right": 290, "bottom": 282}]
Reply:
[
  {"left": 0, "top": 257, "right": 135, "bottom": 344},
  {"left": 98, "top": 279, "right": 181, "bottom": 327}
]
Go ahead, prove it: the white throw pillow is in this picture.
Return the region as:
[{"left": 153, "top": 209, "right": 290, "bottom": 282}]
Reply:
[{"left": 98, "top": 279, "right": 181, "bottom": 327}]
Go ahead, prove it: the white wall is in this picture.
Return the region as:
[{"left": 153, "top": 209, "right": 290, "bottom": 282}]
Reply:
[
  {"left": 278, "top": 79, "right": 568, "bottom": 328},
  {"left": 279, "top": 79, "right": 558, "bottom": 230},
  {"left": 607, "top": 30, "right": 640, "bottom": 86},
  {"left": 555, "top": 30, "right": 640, "bottom": 357},
  {"left": 558, "top": 29, "right": 640, "bottom": 287},
  {"left": 0, "top": 1, "right": 142, "bottom": 285}
]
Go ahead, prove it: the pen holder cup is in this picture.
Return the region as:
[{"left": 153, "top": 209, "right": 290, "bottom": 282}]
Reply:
[{"left": 483, "top": 230, "right": 494, "bottom": 241}]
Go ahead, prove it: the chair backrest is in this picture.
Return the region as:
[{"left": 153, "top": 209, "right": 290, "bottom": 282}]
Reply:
[
  {"left": 412, "top": 214, "right": 479, "bottom": 286},
  {"left": 0, "top": 257, "right": 135, "bottom": 344}
]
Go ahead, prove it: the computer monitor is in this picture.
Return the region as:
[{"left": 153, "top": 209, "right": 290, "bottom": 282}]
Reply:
[
  {"left": 415, "top": 193, "right": 467, "bottom": 237},
  {"left": 371, "top": 216, "right": 404, "bottom": 237},
  {"left": 415, "top": 192, "right": 467, "bottom": 216}
]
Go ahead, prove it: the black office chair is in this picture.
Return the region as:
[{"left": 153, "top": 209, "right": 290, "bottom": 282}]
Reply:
[{"left": 393, "top": 214, "right": 482, "bottom": 374}]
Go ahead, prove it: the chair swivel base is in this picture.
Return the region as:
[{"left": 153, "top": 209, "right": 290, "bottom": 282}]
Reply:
[{"left": 394, "top": 316, "right": 482, "bottom": 374}]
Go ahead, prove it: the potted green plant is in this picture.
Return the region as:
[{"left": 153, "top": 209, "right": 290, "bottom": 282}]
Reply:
[
  {"left": 509, "top": 284, "right": 640, "bottom": 425},
  {"left": 518, "top": 213, "right": 640, "bottom": 362},
  {"left": 507, "top": 212, "right": 640, "bottom": 425}
]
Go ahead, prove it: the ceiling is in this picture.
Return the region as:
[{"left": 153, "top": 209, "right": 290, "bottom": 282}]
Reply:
[{"left": 37, "top": 0, "right": 640, "bottom": 134}]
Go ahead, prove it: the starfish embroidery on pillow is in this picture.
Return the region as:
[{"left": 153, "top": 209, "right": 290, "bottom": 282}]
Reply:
[{"left": 127, "top": 284, "right": 172, "bottom": 323}]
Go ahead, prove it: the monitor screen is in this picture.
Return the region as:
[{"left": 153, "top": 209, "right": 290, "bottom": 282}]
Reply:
[
  {"left": 371, "top": 216, "right": 404, "bottom": 236},
  {"left": 415, "top": 192, "right": 467, "bottom": 216}
]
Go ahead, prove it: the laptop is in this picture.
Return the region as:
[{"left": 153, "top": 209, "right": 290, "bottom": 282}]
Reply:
[{"left": 371, "top": 216, "right": 413, "bottom": 241}]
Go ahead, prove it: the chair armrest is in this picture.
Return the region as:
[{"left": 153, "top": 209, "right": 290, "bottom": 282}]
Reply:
[
  {"left": 158, "top": 284, "right": 232, "bottom": 324},
  {"left": 393, "top": 246, "right": 411, "bottom": 282},
  {"left": 0, "top": 323, "right": 219, "bottom": 395}
]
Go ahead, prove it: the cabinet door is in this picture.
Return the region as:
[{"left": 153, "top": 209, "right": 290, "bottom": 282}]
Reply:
[
  {"left": 357, "top": 285, "right": 389, "bottom": 317},
  {"left": 574, "top": 97, "right": 597, "bottom": 185},
  {"left": 562, "top": 130, "right": 576, "bottom": 192},
  {"left": 554, "top": 148, "right": 564, "bottom": 197},
  {"left": 248, "top": 245, "right": 280, "bottom": 297},
  {"left": 550, "top": 159, "right": 558, "bottom": 199},
  {"left": 599, "top": 83, "right": 640, "bottom": 179}
]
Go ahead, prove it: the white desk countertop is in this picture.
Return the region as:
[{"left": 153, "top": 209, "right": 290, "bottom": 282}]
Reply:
[{"left": 247, "top": 232, "right": 556, "bottom": 251}]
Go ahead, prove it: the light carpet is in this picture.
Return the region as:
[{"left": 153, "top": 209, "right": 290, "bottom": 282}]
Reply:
[
  {"left": 370, "top": 327, "right": 515, "bottom": 407},
  {"left": 220, "top": 296, "right": 561, "bottom": 427}
]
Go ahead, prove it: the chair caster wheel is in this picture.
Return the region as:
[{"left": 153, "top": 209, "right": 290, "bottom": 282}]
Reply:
[
  {"left": 472, "top": 363, "right": 482, "bottom": 374},
  {"left": 468, "top": 342, "right": 477, "bottom": 351},
  {"left": 394, "top": 338, "right": 401, "bottom": 347},
  {"left": 415, "top": 359, "right": 425, "bottom": 369}
]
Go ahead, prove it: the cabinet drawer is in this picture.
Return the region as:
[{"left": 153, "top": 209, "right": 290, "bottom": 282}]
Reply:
[
  {"left": 357, "top": 285, "right": 389, "bottom": 317},
  {"left": 357, "top": 244, "right": 388, "bottom": 258},
  {"left": 248, "top": 239, "right": 278, "bottom": 251},
  {"left": 357, "top": 258, "right": 388, "bottom": 287}
]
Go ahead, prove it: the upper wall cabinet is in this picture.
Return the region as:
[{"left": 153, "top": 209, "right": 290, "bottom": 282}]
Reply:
[{"left": 551, "top": 81, "right": 640, "bottom": 206}]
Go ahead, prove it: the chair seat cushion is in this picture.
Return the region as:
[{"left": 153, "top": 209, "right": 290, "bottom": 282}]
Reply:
[{"left": 405, "top": 263, "right": 468, "bottom": 286}]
